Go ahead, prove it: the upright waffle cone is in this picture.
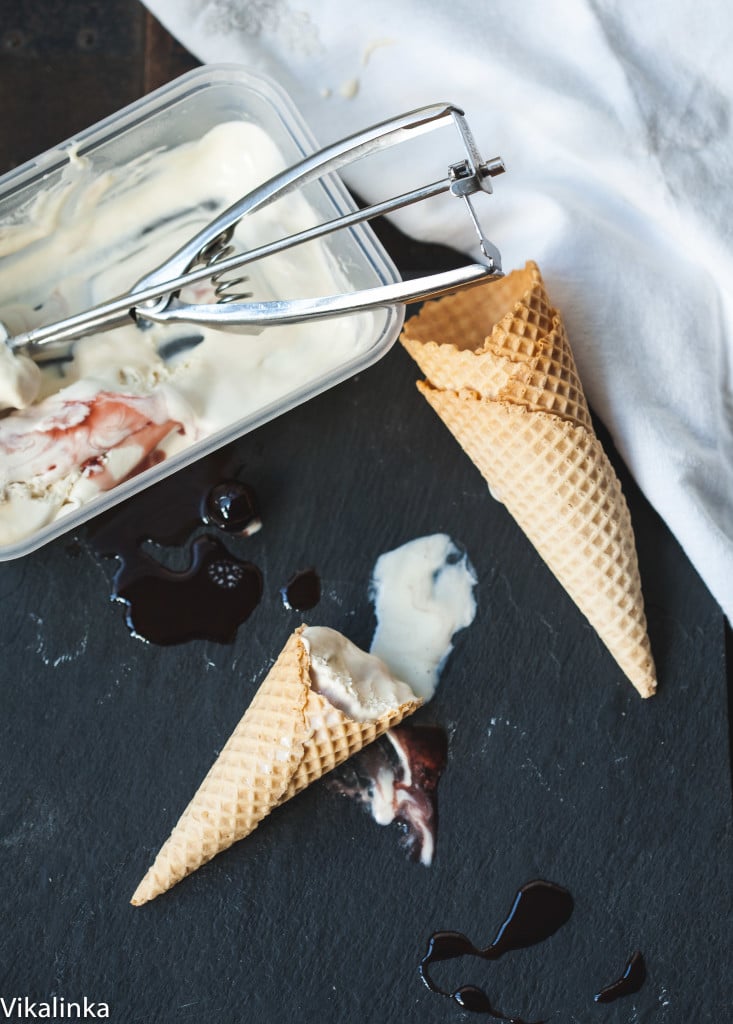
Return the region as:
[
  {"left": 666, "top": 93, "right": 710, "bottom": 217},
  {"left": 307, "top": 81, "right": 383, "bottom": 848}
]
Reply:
[
  {"left": 401, "top": 262, "right": 656, "bottom": 698},
  {"left": 131, "top": 627, "right": 421, "bottom": 905}
]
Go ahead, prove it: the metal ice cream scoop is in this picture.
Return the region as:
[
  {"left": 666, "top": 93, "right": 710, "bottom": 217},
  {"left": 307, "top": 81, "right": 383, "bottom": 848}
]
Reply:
[{"left": 1, "top": 103, "right": 505, "bottom": 360}]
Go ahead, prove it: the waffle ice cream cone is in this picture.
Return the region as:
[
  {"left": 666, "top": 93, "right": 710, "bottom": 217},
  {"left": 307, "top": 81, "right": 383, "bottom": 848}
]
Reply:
[
  {"left": 401, "top": 261, "right": 656, "bottom": 698},
  {"left": 131, "top": 626, "right": 421, "bottom": 905}
]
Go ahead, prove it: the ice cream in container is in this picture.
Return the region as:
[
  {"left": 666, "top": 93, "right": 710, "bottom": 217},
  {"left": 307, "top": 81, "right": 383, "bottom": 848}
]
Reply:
[{"left": 0, "top": 65, "right": 504, "bottom": 557}]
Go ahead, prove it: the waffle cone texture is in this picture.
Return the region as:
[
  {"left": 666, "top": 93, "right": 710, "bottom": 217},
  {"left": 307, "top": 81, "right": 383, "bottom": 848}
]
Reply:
[
  {"left": 131, "top": 627, "right": 421, "bottom": 905},
  {"left": 401, "top": 261, "right": 656, "bottom": 698}
]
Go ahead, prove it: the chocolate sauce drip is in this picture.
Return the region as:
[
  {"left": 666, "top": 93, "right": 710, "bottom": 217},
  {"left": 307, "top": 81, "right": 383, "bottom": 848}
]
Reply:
[
  {"left": 280, "top": 568, "right": 321, "bottom": 611},
  {"left": 594, "top": 951, "right": 646, "bottom": 1004},
  {"left": 117, "top": 535, "right": 262, "bottom": 645},
  {"left": 328, "top": 724, "right": 447, "bottom": 864},
  {"left": 87, "top": 447, "right": 264, "bottom": 644},
  {"left": 419, "top": 880, "right": 573, "bottom": 1022},
  {"left": 454, "top": 986, "right": 507, "bottom": 1018},
  {"left": 488, "top": 880, "right": 573, "bottom": 955},
  {"left": 202, "top": 480, "right": 261, "bottom": 536},
  {"left": 423, "top": 931, "right": 483, "bottom": 964},
  {"left": 391, "top": 724, "right": 447, "bottom": 862}
]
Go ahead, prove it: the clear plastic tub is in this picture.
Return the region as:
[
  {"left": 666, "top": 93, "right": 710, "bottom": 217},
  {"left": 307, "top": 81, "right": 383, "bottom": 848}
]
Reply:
[{"left": 0, "top": 65, "right": 402, "bottom": 559}]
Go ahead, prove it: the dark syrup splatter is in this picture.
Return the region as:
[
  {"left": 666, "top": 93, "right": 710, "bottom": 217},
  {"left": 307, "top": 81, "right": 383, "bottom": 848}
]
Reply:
[
  {"left": 328, "top": 723, "right": 447, "bottom": 864},
  {"left": 87, "top": 446, "right": 263, "bottom": 644},
  {"left": 280, "top": 568, "right": 321, "bottom": 611},
  {"left": 117, "top": 535, "right": 262, "bottom": 645},
  {"left": 419, "top": 880, "right": 574, "bottom": 1022},
  {"left": 594, "top": 951, "right": 646, "bottom": 1004},
  {"left": 202, "top": 480, "right": 261, "bottom": 536}
]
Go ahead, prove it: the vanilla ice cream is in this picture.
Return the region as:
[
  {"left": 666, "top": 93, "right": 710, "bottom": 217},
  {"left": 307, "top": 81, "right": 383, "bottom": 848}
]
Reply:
[
  {"left": 302, "top": 625, "right": 418, "bottom": 722},
  {"left": 0, "top": 338, "right": 40, "bottom": 411}
]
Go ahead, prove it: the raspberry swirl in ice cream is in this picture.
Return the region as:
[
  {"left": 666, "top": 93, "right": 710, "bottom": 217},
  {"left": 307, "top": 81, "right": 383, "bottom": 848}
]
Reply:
[
  {"left": 0, "top": 386, "right": 184, "bottom": 488},
  {"left": 0, "top": 382, "right": 189, "bottom": 544}
]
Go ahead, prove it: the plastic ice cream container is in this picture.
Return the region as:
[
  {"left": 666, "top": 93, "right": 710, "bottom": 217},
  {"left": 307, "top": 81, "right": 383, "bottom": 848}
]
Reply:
[{"left": 0, "top": 65, "right": 402, "bottom": 559}]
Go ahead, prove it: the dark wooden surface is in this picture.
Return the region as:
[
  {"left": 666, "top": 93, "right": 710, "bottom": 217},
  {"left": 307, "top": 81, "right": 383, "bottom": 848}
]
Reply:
[
  {"left": 0, "top": 4, "right": 730, "bottom": 1023},
  {"left": 0, "top": 1, "right": 198, "bottom": 174}
]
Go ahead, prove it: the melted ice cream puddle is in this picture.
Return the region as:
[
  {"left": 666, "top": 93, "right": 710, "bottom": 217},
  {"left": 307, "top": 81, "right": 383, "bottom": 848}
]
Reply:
[{"left": 369, "top": 533, "right": 477, "bottom": 701}]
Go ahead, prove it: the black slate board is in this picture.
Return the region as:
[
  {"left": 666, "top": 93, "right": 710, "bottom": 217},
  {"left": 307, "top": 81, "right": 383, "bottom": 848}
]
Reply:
[{"left": 0, "top": 335, "right": 730, "bottom": 1023}]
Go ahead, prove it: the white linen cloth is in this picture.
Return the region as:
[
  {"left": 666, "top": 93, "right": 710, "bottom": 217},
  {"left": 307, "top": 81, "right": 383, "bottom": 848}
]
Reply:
[{"left": 142, "top": 0, "right": 733, "bottom": 621}]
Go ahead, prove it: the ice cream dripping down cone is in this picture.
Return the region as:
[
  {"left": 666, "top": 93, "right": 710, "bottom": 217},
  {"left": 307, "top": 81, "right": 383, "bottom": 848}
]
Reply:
[
  {"left": 400, "top": 261, "right": 656, "bottom": 698},
  {"left": 131, "top": 625, "right": 422, "bottom": 905}
]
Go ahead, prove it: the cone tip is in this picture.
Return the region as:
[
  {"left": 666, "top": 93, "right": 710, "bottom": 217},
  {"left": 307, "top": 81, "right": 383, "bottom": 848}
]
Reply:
[
  {"left": 130, "top": 875, "right": 155, "bottom": 907},
  {"left": 636, "top": 674, "right": 657, "bottom": 699}
]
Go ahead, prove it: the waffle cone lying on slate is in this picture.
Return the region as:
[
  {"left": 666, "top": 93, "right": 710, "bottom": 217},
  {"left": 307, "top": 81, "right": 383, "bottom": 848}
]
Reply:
[
  {"left": 131, "top": 625, "right": 421, "bottom": 905},
  {"left": 400, "top": 261, "right": 656, "bottom": 698}
]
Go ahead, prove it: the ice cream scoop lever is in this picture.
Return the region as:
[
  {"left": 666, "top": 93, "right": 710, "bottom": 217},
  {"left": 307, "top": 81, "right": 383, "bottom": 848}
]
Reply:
[{"left": 2, "top": 103, "right": 505, "bottom": 359}]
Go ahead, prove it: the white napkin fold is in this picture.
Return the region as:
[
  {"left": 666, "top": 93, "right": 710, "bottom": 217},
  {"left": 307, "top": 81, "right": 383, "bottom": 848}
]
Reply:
[{"left": 142, "top": 0, "right": 733, "bottom": 621}]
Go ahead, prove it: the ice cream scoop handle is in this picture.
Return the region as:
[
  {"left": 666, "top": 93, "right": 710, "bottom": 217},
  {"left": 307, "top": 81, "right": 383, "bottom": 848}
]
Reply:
[{"left": 139, "top": 264, "right": 501, "bottom": 330}]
